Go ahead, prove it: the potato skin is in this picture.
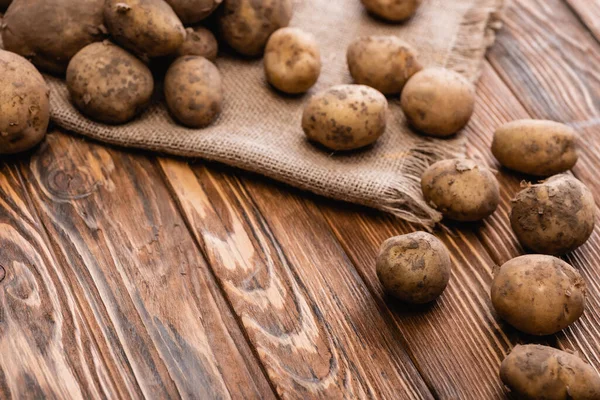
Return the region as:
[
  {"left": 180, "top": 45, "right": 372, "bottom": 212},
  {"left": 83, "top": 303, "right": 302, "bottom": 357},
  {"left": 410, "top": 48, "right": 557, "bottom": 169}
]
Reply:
[
  {"left": 104, "top": 0, "right": 185, "bottom": 58},
  {"left": 0, "top": 50, "right": 49, "bottom": 154},
  {"left": 361, "top": 0, "right": 421, "bottom": 22},
  {"left": 1, "top": 0, "right": 106, "bottom": 74},
  {"left": 302, "top": 84, "right": 388, "bottom": 151},
  {"left": 66, "top": 42, "right": 154, "bottom": 124},
  {"left": 510, "top": 174, "right": 595, "bottom": 255},
  {"left": 401, "top": 68, "right": 475, "bottom": 137},
  {"left": 501, "top": 344, "right": 600, "bottom": 400},
  {"left": 347, "top": 36, "right": 421, "bottom": 95},
  {"left": 175, "top": 27, "right": 218, "bottom": 61},
  {"left": 491, "top": 255, "right": 586, "bottom": 335},
  {"left": 264, "top": 27, "right": 321, "bottom": 94},
  {"left": 165, "top": 0, "right": 222, "bottom": 24},
  {"left": 219, "top": 0, "right": 293, "bottom": 56},
  {"left": 376, "top": 232, "right": 451, "bottom": 304},
  {"left": 164, "top": 56, "right": 223, "bottom": 128},
  {"left": 492, "top": 119, "right": 579, "bottom": 176},
  {"left": 421, "top": 159, "right": 499, "bottom": 221}
]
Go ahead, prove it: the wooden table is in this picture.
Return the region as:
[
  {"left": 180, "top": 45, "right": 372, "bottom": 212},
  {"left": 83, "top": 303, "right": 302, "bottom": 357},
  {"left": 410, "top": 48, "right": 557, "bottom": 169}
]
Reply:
[{"left": 1, "top": 0, "right": 600, "bottom": 398}]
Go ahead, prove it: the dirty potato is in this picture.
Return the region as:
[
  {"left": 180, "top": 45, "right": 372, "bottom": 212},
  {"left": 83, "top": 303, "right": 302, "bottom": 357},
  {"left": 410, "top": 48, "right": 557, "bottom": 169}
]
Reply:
[
  {"left": 164, "top": 56, "right": 223, "bottom": 128},
  {"left": 421, "top": 159, "right": 499, "bottom": 221},
  {"left": 491, "top": 255, "right": 586, "bottom": 335},
  {"left": 0, "top": 50, "right": 49, "bottom": 154},
  {"left": 302, "top": 84, "right": 388, "bottom": 151},
  {"left": 376, "top": 232, "right": 451, "bottom": 304},
  {"left": 347, "top": 36, "right": 421, "bottom": 95},
  {"left": 1, "top": 0, "right": 106, "bottom": 74},
  {"left": 501, "top": 344, "right": 600, "bottom": 400},
  {"left": 510, "top": 174, "right": 595, "bottom": 255},
  {"left": 492, "top": 119, "right": 579, "bottom": 176},
  {"left": 66, "top": 42, "right": 154, "bottom": 124},
  {"left": 361, "top": 0, "right": 421, "bottom": 22},
  {"left": 401, "top": 67, "right": 475, "bottom": 137},
  {"left": 219, "top": 0, "right": 293, "bottom": 56},
  {"left": 165, "top": 0, "right": 222, "bottom": 24},
  {"left": 264, "top": 27, "right": 321, "bottom": 94},
  {"left": 175, "top": 27, "right": 219, "bottom": 61}
]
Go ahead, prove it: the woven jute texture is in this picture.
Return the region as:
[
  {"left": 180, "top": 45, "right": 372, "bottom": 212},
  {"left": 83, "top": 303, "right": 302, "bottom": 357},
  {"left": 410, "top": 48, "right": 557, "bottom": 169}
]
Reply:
[{"left": 45, "top": 0, "right": 503, "bottom": 227}]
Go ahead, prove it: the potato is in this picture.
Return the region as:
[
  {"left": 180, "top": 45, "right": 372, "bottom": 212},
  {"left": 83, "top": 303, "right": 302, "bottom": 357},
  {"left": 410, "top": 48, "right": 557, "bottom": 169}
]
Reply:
[
  {"left": 510, "top": 174, "right": 595, "bottom": 255},
  {"left": 400, "top": 67, "right": 475, "bottom": 137},
  {"left": 361, "top": 0, "right": 421, "bottom": 22},
  {"left": 491, "top": 255, "right": 586, "bottom": 335},
  {"left": 302, "top": 84, "right": 388, "bottom": 151},
  {"left": 501, "top": 344, "right": 600, "bottom": 400},
  {"left": 0, "top": 50, "right": 49, "bottom": 154},
  {"left": 104, "top": 0, "right": 185, "bottom": 59},
  {"left": 347, "top": 36, "right": 421, "bottom": 95},
  {"left": 376, "top": 232, "right": 451, "bottom": 304},
  {"left": 66, "top": 42, "right": 154, "bottom": 124},
  {"left": 164, "top": 56, "right": 223, "bottom": 128},
  {"left": 219, "top": 0, "right": 292, "bottom": 56},
  {"left": 421, "top": 159, "right": 499, "bottom": 221},
  {"left": 1, "top": 0, "right": 106, "bottom": 74},
  {"left": 165, "top": 0, "right": 222, "bottom": 25},
  {"left": 492, "top": 119, "right": 579, "bottom": 176},
  {"left": 264, "top": 27, "right": 321, "bottom": 94},
  {"left": 175, "top": 27, "right": 218, "bottom": 61}
]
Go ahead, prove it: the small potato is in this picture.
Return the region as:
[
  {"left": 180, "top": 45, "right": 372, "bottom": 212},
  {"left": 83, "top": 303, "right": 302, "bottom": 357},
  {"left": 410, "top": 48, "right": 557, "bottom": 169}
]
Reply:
[
  {"left": 376, "top": 232, "right": 451, "bottom": 304},
  {"left": 401, "top": 68, "right": 475, "bottom": 137},
  {"left": 104, "top": 0, "right": 185, "bottom": 58},
  {"left": 66, "top": 42, "right": 154, "bottom": 124},
  {"left": 492, "top": 119, "right": 579, "bottom": 176},
  {"left": 302, "top": 84, "right": 388, "bottom": 151},
  {"left": 164, "top": 56, "right": 223, "bottom": 128},
  {"left": 264, "top": 27, "right": 321, "bottom": 94},
  {"left": 0, "top": 50, "right": 49, "bottom": 154},
  {"left": 501, "top": 344, "right": 600, "bottom": 400},
  {"left": 361, "top": 0, "right": 421, "bottom": 22},
  {"left": 491, "top": 255, "right": 586, "bottom": 335},
  {"left": 219, "top": 0, "right": 292, "bottom": 56},
  {"left": 165, "top": 0, "right": 222, "bottom": 25},
  {"left": 421, "top": 159, "right": 499, "bottom": 221},
  {"left": 510, "top": 174, "right": 595, "bottom": 255},
  {"left": 347, "top": 36, "right": 421, "bottom": 95},
  {"left": 175, "top": 27, "right": 218, "bottom": 61}
]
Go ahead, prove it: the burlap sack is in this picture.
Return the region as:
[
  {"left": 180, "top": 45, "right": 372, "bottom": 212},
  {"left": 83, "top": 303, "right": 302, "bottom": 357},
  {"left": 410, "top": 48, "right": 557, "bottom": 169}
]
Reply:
[{"left": 45, "top": 0, "right": 503, "bottom": 227}]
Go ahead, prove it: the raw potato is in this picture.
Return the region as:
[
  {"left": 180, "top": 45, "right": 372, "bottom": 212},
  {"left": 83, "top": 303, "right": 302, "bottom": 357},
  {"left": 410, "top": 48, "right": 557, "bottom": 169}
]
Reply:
[
  {"left": 501, "top": 344, "right": 600, "bottom": 400},
  {"left": 491, "top": 255, "right": 586, "bottom": 335},
  {"left": 510, "top": 174, "right": 595, "bottom": 255},
  {"left": 0, "top": 50, "right": 49, "bottom": 154},
  {"left": 219, "top": 0, "right": 293, "bottom": 56},
  {"left": 421, "top": 159, "right": 499, "bottom": 221},
  {"left": 347, "top": 35, "right": 421, "bottom": 95},
  {"left": 264, "top": 27, "right": 321, "bottom": 94},
  {"left": 165, "top": 0, "right": 222, "bottom": 24},
  {"left": 492, "top": 119, "right": 579, "bottom": 176},
  {"left": 302, "top": 84, "right": 388, "bottom": 151},
  {"left": 104, "top": 0, "right": 185, "bottom": 59},
  {"left": 176, "top": 27, "right": 219, "bottom": 61},
  {"left": 66, "top": 42, "right": 154, "bottom": 124},
  {"left": 361, "top": 0, "right": 421, "bottom": 22},
  {"left": 376, "top": 232, "right": 451, "bottom": 304},
  {"left": 164, "top": 56, "right": 223, "bottom": 128},
  {"left": 401, "top": 67, "right": 475, "bottom": 137},
  {"left": 1, "top": 0, "right": 106, "bottom": 74}
]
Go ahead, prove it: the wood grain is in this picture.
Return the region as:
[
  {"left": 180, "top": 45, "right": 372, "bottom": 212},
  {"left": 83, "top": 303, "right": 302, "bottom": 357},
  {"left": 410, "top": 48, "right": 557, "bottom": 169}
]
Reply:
[{"left": 565, "top": 0, "right": 600, "bottom": 43}]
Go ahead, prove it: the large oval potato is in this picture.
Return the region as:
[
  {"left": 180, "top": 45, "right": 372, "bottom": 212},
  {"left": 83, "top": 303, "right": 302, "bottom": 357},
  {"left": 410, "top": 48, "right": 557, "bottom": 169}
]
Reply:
[
  {"left": 510, "top": 174, "right": 595, "bottom": 255},
  {"left": 0, "top": 50, "right": 49, "bottom": 154},
  {"left": 104, "top": 0, "right": 185, "bottom": 58},
  {"left": 164, "top": 56, "right": 223, "bottom": 128},
  {"left": 165, "top": 0, "right": 222, "bottom": 24},
  {"left": 361, "top": 0, "right": 421, "bottom": 22},
  {"left": 1, "top": 0, "right": 106, "bottom": 74},
  {"left": 491, "top": 255, "right": 586, "bottom": 335},
  {"left": 176, "top": 27, "right": 218, "bottom": 61},
  {"left": 501, "top": 344, "right": 600, "bottom": 400},
  {"left": 219, "top": 0, "right": 293, "bottom": 56},
  {"left": 302, "top": 84, "right": 388, "bottom": 151},
  {"left": 347, "top": 36, "right": 421, "bottom": 95},
  {"left": 492, "top": 119, "right": 579, "bottom": 176},
  {"left": 66, "top": 42, "right": 154, "bottom": 124},
  {"left": 421, "top": 159, "right": 499, "bottom": 221}
]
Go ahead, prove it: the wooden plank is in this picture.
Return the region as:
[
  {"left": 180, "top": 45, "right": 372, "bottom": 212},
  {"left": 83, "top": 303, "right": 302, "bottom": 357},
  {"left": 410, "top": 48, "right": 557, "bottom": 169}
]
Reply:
[
  {"left": 158, "top": 159, "right": 434, "bottom": 399},
  {"left": 565, "top": 0, "right": 600, "bottom": 43},
  {"left": 17, "top": 132, "right": 275, "bottom": 399}
]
